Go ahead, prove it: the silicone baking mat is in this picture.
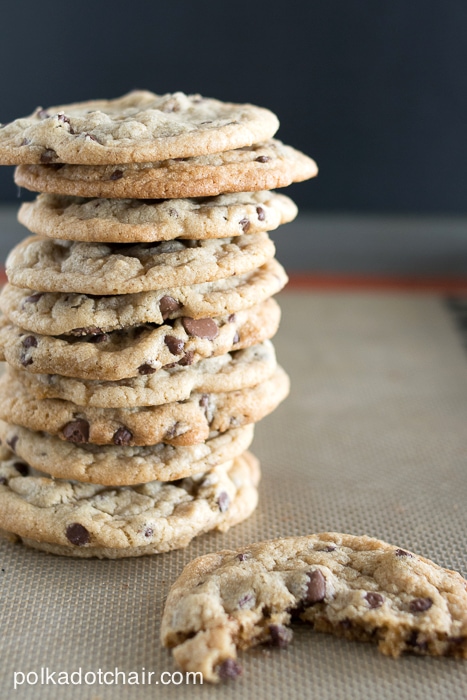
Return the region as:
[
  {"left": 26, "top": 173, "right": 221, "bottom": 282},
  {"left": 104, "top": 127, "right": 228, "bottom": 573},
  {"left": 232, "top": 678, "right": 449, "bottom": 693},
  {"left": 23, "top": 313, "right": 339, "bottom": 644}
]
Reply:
[{"left": 1, "top": 290, "right": 466, "bottom": 699}]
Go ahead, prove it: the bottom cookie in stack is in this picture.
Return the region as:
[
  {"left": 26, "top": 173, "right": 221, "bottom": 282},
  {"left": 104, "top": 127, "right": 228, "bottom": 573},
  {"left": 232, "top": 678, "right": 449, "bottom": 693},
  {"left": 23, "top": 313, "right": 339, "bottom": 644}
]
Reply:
[{"left": 0, "top": 446, "right": 260, "bottom": 559}]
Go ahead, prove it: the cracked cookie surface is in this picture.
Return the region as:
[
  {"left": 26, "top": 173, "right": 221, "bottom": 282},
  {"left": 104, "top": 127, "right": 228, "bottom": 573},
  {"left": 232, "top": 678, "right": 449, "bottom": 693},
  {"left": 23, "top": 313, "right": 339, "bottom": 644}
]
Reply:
[
  {"left": 0, "top": 367, "right": 289, "bottom": 446},
  {"left": 7, "top": 342, "right": 277, "bottom": 408},
  {"left": 0, "top": 90, "right": 279, "bottom": 164},
  {"left": 6, "top": 233, "right": 275, "bottom": 295},
  {"left": 161, "top": 533, "right": 467, "bottom": 681},
  {"left": 0, "top": 448, "right": 260, "bottom": 557},
  {"left": 0, "top": 259, "right": 287, "bottom": 335},
  {"left": 0, "top": 298, "right": 280, "bottom": 380},
  {"left": 14, "top": 140, "right": 318, "bottom": 199},
  {"left": 18, "top": 191, "right": 297, "bottom": 243},
  {"left": 0, "top": 420, "right": 254, "bottom": 485}
]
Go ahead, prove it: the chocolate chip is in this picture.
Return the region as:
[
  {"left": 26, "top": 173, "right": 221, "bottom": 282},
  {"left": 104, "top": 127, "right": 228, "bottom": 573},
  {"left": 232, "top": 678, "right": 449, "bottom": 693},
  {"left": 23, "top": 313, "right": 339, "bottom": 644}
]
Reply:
[
  {"left": 233, "top": 331, "right": 240, "bottom": 344},
  {"left": 85, "top": 133, "right": 99, "bottom": 141},
  {"left": 62, "top": 419, "right": 90, "bottom": 444},
  {"left": 268, "top": 624, "right": 293, "bottom": 648},
  {"left": 365, "top": 592, "right": 384, "bottom": 609},
  {"left": 110, "top": 169, "right": 123, "bottom": 180},
  {"left": 395, "top": 549, "right": 413, "bottom": 557},
  {"left": 199, "top": 394, "right": 210, "bottom": 412},
  {"left": 256, "top": 206, "right": 266, "bottom": 221},
  {"left": 22, "top": 335, "right": 37, "bottom": 348},
  {"left": 217, "top": 658, "right": 242, "bottom": 681},
  {"left": 182, "top": 317, "right": 219, "bottom": 340},
  {"left": 37, "top": 109, "right": 50, "bottom": 120},
  {"left": 164, "top": 335, "right": 185, "bottom": 355},
  {"left": 178, "top": 351, "right": 194, "bottom": 366},
  {"left": 40, "top": 149, "right": 58, "bottom": 163},
  {"left": 239, "top": 218, "right": 250, "bottom": 232},
  {"left": 237, "top": 593, "right": 254, "bottom": 608},
  {"left": 318, "top": 545, "right": 336, "bottom": 552},
  {"left": 65, "top": 523, "right": 90, "bottom": 546},
  {"left": 256, "top": 155, "right": 270, "bottom": 163},
  {"left": 6, "top": 435, "right": 18, "bottom": 453},
  {"left": 13, "top": 462, "right": 29, "bottom": 476},
  {"left": 24, "top": 293, "right": 43, "bottom": 304},
  {"left": 237, "top": 553, "right": 248, "bottom": 561},
  {"left": 406, "top": 630, "right": 428, "bottom": 651},
  {"left": 57, "top": 113, "right": 75, "bottom": 133},
  {"left": 138, "top": 363, "right": 156, "bottom": 375},
  {"left": 144, "top": 527, "right": 153, "bottom": 538},
  {"left": 305, "top": 570, "right": 326, "bottom": 604},
  {"left": 409, "top": 597, "right": 433, "bottom": 613},
  {"left": 228, "top": 313, "right": 236, "bottom": 323},
  {"left": 159, "top": 295, "right": 182, "bottom": 320},
  {"left": 113, "top": 427, "right": 133, "bottom": 446},
  {"left": 218, "top": 491, "right": 230, "bottom": 512},
  {"left": 0, "top": 477, "right": 6, "bottom": 485},
  {"left": 20, "top": 354, "right": 33, "bottom": 367},
  {"left": 165, "top": 422, "right": 181, "bottom": 440},
  {"left": 21, "top": 138, "right": 31, "bottom": 146}
]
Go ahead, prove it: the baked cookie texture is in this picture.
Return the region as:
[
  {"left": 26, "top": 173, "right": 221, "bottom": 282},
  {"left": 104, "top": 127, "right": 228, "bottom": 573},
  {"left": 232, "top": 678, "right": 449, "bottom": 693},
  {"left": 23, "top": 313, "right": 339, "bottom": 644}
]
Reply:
[
  {"left": 0, "top": 421, "right": 255, "bottom": 485},
  {"left": 0, "top": 89, "right": 316, "bottom": 556},
  {"left": 0, "top": 449, "right": 260, "bottom": 556},
  {"left": 0, "top": 259, "right": 287, "bottom": 333},
  {"left": 0, "top": 91, "right": 279, "bottom": 164},
  {"left": 0, "top": 366, "right": 289, "bottom": 447},
  {"left": 5, "top": 233, "right": 276, "bottom": 294},
  {"left": 6, "top": 341, "right": 278, "bottom": 408},
  {"left": 14, "top": 140, "right": 317, "bottom": 198},
  {"left": 0, "top": 298, "right": 281, "bottom": 380},
  {"left": 161, "top": 533, "right": 467, "bottom": 681},
  {"left": 18, "top": 191, "right": 297, "bottom": 242},
  {"left": 7, "top": 340, "right": 276, "bottom": 408}
]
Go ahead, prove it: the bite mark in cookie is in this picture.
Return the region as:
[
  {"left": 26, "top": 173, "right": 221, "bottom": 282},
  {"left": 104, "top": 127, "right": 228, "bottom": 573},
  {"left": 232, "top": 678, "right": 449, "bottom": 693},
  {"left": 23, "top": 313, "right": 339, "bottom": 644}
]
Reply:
[{"left": 161, "top": 533, "right": 467, "bottom": 682}]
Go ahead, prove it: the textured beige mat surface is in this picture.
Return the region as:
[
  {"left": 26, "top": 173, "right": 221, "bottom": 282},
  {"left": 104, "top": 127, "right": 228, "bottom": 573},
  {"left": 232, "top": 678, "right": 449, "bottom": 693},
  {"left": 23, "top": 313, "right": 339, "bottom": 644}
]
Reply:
[{"left": 1, "top": 290, "right": 466, "bottom": 698}]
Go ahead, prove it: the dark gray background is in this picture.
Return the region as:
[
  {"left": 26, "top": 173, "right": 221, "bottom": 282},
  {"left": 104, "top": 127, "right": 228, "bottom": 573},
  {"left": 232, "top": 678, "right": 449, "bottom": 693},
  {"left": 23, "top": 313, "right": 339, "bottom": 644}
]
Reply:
[{"left": 0, "top": 0, "right": 466, "bottom": 213}]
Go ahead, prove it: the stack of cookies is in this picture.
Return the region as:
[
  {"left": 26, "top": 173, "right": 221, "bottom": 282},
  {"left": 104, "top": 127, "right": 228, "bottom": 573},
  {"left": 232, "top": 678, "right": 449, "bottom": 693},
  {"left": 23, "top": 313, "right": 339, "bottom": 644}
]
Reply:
[{"left": 0, "top": 91, "right": 317, "bottom": 557}]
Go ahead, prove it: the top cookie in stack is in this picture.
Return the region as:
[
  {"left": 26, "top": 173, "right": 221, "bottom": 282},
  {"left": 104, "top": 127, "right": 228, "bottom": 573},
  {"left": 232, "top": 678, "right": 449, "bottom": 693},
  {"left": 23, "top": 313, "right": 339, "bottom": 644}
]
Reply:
[{"left": 0, "top": 91, "right": 317, "bottom": 558}]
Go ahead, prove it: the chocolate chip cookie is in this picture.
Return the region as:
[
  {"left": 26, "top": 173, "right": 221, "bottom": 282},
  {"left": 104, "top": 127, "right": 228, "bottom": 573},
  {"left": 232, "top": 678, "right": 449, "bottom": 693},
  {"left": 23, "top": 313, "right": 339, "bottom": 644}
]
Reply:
[
  {"left": 161, "top": 533, "right": 467, "bottom": 681},
  {"left": 8, "top": 341, "right": 277, "bottom": 408},
  {"left": 0, "top": 299, "right": 281, "bottom": 380},
  {"left": 0, "top": 448, "right": 260, "bottom": 557},
  {"left": 6, "top": 233, "right": 275, "bottom": 295},
  {"left": 14, "top": 140, "right": 318, "bottom": 199},
  {"left": 18, "top": 191, "right": 297, "bottom": 243},
  {"left": 0, "top": 259, "right": 287, "bottom": 335},
  {"left": 0, "top": 420, "right": 254, "bottom": 484},
  {"left": 0, "top": 90, "right": 279, "bottom": 164},
  {"left": 0, "top": 366, "right": 289, "bottom": 446}
]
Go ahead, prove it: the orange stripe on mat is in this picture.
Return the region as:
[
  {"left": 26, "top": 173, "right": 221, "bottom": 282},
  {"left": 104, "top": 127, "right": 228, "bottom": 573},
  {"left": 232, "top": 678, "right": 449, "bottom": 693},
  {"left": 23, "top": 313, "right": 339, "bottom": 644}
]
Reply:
[
  {"left": 1, "top": 268, "right": 467, "bottom": 294},
  {"left": 287, "top": 273, "right": 467, "bottom": 293}
]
